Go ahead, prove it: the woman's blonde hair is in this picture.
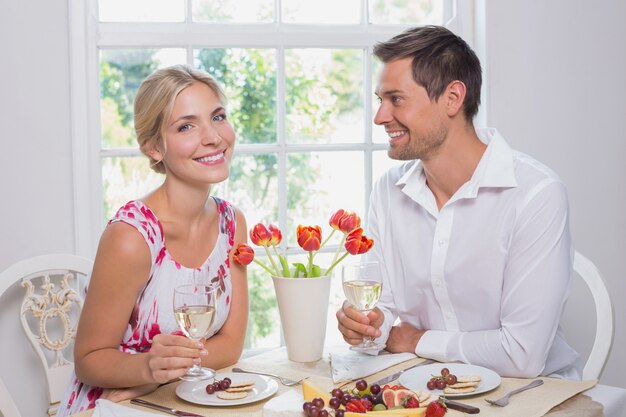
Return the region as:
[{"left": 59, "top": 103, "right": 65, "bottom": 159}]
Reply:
[{"left": 134, "top": 65, "right": 226, "bottom": 173}]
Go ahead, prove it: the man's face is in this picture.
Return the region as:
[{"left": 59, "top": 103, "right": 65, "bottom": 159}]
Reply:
[{"left": 374, "top": 58, "right": 448, "bottom": 161}]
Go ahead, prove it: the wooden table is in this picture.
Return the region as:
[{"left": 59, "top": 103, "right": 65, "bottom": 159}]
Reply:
[{"left": 73, "top": 347, "right": 602, "bottom": 417}]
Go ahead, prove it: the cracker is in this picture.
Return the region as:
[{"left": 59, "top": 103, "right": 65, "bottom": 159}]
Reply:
[
  {"left": 226, "top": 385, "right": 254, "bottom": 392},
  {"left": 443, "top": 386, "right": 477, "bottom": 394},
  {"left": 217, "top": 391, "right": 249, "bottom": 400},
  {"left": 447, "top": 381, "right": 480, "bottom": 389},
  {"left": 229, "top": 380, "right": 255, "bottom": 388},
  {"left": 456, "top": 375, "right": 481, "bottom": 383}
]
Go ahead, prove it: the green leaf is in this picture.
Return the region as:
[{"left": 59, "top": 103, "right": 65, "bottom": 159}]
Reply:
[
  {"left": 292, "top": 263, "right": 307, "bottom": 278},
  {"left": 279, "top": 255, "right": 291, "bottom": 277},
  {"left": 311, "top": 264, "right": 322, "bottom": 277}
]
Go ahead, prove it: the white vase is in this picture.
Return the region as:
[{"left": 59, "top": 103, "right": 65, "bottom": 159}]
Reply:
[{"left": 271, "top": 275, "right": 332, "bottom": 362}]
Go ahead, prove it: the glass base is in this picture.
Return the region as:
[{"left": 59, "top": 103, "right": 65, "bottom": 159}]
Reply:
[
  {"left": 350, "top": 342, "right": 385, "bottom": 353},
  {"left": 179, "top": 366, "right": 215, "bottom": 382}
]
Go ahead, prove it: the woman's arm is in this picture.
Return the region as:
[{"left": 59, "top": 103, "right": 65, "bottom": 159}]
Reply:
[{"left": 74, "top": 222, "right": 203, "bottom": 388}]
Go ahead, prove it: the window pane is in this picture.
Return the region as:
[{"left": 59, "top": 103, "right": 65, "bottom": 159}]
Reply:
[
  {"left": 282, "top": 0, "right": 360, "bottom": 24},
  {"left": 286, "top": 151, "right": 365, "bottom": 248},
  {"left": 244, "top": 264, "right": 280, "bottom": 348},
  {"left": 99, "top": 0, "right": 184, "bottom": 22},
  {"left": 285, "top": 49, "right": 363, "bottom": 144},
  {"left": 102, "top": 156, "right": 164, "bottom": 222},
  {"left": 100, "top": 49, "right": 186, "bottom": 149},
  {"left": 192, "top": 0, "right": 273, "bottom": 22},
  {"left": 369, "top": 0, "right": 442, "bottom": 25},
  {"left": 195, "top": 49, "right": 277, "bottom": 145},
  {"left": 372, "top": 150, "right": 404, "bottom": 182},
  {"left": 212, "top": 153, "right": 279, "bottom": 224}
]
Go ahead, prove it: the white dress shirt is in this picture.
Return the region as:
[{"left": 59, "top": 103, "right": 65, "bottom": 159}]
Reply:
[{"left": 370, "top": 128, "right": 581, "bottom": 379}]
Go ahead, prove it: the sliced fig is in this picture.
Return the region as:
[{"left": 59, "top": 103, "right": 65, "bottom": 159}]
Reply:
[
  {"left": 394, "top": 389, "right": 418, "bottom": 407},
  {"left": 382, "top": 389, "right": 396, "bottom": 408}
]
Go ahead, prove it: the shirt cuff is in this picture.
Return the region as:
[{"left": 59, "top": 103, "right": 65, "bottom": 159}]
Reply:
[{"left": 415, "top": 330, "right": 455, "bottom": 362}]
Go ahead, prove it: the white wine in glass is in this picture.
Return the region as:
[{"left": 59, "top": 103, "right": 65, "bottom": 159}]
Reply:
[
  {"left": 342, "top": 261, "right": 384, "bottom": 351},
  {"left": 173, "top": 283, "right": 217, "bottom": 381}
]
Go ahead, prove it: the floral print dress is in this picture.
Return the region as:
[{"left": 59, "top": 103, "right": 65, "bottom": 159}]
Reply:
[{"left": 58, "top": 197, "right": 236, "bottom": 417}]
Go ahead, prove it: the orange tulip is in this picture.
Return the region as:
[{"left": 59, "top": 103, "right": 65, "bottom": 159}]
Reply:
[
  {"left": 329, "top": 209, "right": 361, "bottom": 234},
  {"left": 344, "top": 228, "right": 374, "bottom": 255},
  {"left": 233, "top": 243, "right": 255, "bottom": 266},
  {"left": 250, "top": 223, "right": 272, "bottom": 246},
  {"left": 268, "top": 224, "right": 282, "bottom": 245},
  {"left": 297, "top": 225, "right": 322, "bottom": 251}
]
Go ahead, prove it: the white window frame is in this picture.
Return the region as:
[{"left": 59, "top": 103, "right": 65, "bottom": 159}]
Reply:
[{"left": 69, "top": 0, "right": 477, "bottom": 258}]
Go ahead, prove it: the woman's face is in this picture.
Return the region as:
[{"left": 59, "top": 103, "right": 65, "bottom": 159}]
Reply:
[{"left": 159, "top": 82, "right": 236, "bottom": 185}]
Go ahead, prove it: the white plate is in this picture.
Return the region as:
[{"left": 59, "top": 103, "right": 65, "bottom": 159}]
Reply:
[
  {"left": 399, "top": 363, "right": 501, "bottom": 398},
  {"left": 176, "top": 372, "right": 278, "bottom": 406}
]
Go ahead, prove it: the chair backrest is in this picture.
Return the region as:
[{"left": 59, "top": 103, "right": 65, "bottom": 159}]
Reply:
[
  {"left": 572, "top": 251, "right": 614, "bottom": 380},
  {"left": 0, "top": 254, "right": 93, "bottom": 417}
]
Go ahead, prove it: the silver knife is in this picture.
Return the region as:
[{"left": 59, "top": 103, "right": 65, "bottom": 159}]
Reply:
[
  {"left": 371, "top": 359, "right": 435, "bottom": 386},
  {"left": 130, "top": 398, "right": 204, "bottom": 417},
  {"left": 445, "top": 398, "right": 480, "bottom": 414}
]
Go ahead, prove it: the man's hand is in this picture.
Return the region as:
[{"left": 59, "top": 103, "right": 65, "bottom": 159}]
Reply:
[
  {"left": 386, "top": 322, "right": 425, "bottom": 353},
  {"left": 336, "top": 301, "right": 384, "bottom": 346}
]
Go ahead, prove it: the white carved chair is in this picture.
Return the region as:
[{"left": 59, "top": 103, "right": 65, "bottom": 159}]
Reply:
[
  {"left": 565, "top": 251, "right": 626, "bottom": 417},
  {"left": 571, "top": 251, "right": 614, "bottom": 379},
  {"left": 0, "top": 254, "right": 93, "bottom": 417}
]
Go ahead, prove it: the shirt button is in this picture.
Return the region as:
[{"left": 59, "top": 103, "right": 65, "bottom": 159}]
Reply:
[{"left": 438, "top": 239, "right": 446, "bottom": 246}]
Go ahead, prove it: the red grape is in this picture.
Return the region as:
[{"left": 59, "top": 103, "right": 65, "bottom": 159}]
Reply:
[
  {"left": 312, "top": 397, "right": 324, "bottom": 409},
  {"left": 219, "top": 380, "right": 230, "bottom": 390},
  {"left": 331, "top": 388, "right": 344, "bottom": 399},
  {"left": 303, "top": 402, "right": 312, "bottom": 412},
  {"left": 370, "top": 384, "right": 381, "bottom": 395},
  {"left": 426, "top": 380, "right": 436, "bottom": 390},
  {"left": 319, "top": 410, "right": 329, "bottom": 417},
  {"left": 436, "top": 379, "right": 446, "bottom": 389},
  {"left": 205, "top": 384, "right": 215, "bottom": 394},
  {"left": 329, "top": 397, "right": 341, "bottom": 409},
  {"left": 355, "top": 379, "right": 368, "bottom": 391},
  {"left": 441, "top": 368, "right": 450, "bottom": 377},
  {"left": 445, "top": 374, "right": 457, "bottom": 385},
  {"left": 336, "top": 410, "right": 345, "bottom": 417}
]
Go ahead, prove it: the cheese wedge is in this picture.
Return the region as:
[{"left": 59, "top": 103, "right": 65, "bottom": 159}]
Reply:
[{"left": 301, "top": 379, "right": 332, "bottom": 403}]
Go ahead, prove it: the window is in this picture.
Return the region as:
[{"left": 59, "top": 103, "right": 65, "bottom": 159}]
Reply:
[{"left": 70, "top": 0, "right": 471, "bottom": 350}]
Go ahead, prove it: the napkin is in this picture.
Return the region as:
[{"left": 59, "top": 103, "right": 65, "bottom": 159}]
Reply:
[
  {"left": 262, "top": 390, "right": 305, "bottom": 417},
  {"left": 328, "top": 346, "right": 416, "bottom": 383},
  {"left": 92, "top": 399, "right": 162, "bottom": 417}
]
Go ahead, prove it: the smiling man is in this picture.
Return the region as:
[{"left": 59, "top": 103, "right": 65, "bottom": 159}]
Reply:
[{"left": 336, "top": 26, "right": 581, "bottom": 379}]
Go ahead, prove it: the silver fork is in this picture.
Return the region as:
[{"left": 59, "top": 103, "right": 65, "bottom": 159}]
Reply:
[
  {"left": 485, "top": 379, "right": 544, "bottom": 407},
  {"left": 232, "top": 367, "right": 305, "bottom": 386}
]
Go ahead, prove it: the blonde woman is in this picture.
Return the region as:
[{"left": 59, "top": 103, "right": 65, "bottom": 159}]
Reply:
[{"left": 58, "top": 65, "right": 249, "bottom": 416}]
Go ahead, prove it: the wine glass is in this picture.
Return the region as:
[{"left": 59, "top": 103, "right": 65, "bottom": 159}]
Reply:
[
  {"left": 173, "top": 283, "right": 217, "bottom": 381},
  {"left": 342, "top": 261, "right": 384, "bottom": 352}
]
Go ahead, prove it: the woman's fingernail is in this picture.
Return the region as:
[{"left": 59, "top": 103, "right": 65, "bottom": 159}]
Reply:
[
  {"left": 196, "top": 342, "right": 204, "bottom": 348},
  {"left": 200, "top": 349, "right": 208, "bottom": 355},
  {"left": 193, "top": 358, "right": 202, "bottom": 365}
]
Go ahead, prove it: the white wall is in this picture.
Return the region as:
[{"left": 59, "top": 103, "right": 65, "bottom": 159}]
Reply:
[
  {"left": 0, "top": 0, "right": 75, "bottom": 416},
  {"left": 483, "top": 0, "right": 626, "bottom": 391},
  {"left": 0, "top": 1, "right": 624, "bottom": 416}
]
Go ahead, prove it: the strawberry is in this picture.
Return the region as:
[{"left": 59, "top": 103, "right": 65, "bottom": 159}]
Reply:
[
  {"left": 404, "top": 396, "right": 420, "bottom": 408},
  {"left": 346, "top": 399, "right": 367, "bottom": 413},
  {"left": 426, "top": 398, "right": 447, "bottom": 417}
]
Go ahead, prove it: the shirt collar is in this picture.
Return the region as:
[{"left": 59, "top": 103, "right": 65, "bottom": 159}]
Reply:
[{"left": 395, "top": 128, "right": 518, "bottom": 206}]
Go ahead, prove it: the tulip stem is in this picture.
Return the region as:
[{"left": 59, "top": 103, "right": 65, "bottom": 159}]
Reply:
[
  {"left": 320, "top": 229, "right": 336, "bottom": 249},
  {"left": 324, "top": 251, "right": 349, "bottom": 276},
  {"left": 263, "top": 245, "right": 280, "bottom": 276},
  {"left": 253, "top": 258, "right": 278, "bottom": 276},
  {"left": 329, "top": 234, "right": 347, "bottom": 269},
  {"left": 307, "top": 251, "right": 315, "bottom": 277}
]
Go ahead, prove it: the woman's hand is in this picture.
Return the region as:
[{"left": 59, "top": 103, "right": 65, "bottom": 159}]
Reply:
[
  {"left": 146, "top": 333, "right": 207, "bottom": 384},
  {"left": 101, "top": 382, "right": 160, "bottom": 403},
  {"left": 336, "top": 301, "right": 384, "bottom": 346}
]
